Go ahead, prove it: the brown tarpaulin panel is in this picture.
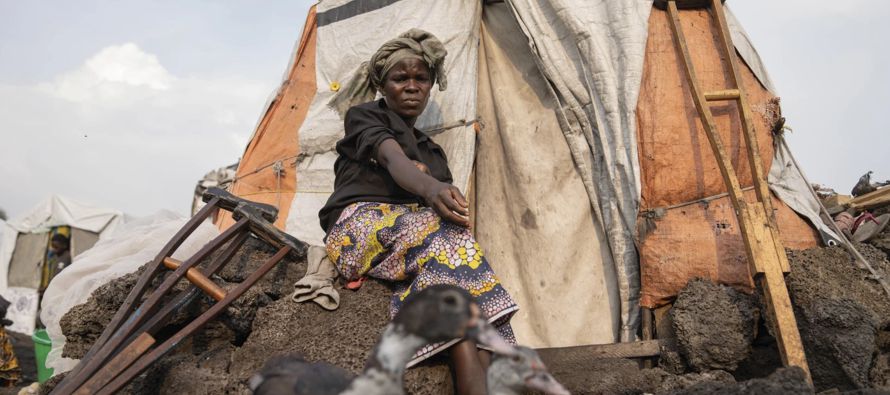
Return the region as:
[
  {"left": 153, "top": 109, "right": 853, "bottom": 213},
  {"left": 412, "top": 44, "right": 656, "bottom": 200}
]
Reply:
[
  {"left": 8, "top": 232, "right": 47, "bottom": 289},
  {"left": 217, "top": 6, "right": 317, "bottom": 230},
  {"left": 70, "top": 228, "right": 100, "bottom": 258},
  {"left": 636, "top": 8, "right": 819, "bottom": 308}
]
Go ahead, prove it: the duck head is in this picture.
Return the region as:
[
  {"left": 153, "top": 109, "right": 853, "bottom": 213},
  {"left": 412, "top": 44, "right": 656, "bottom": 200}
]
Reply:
[
  {"left": 489, "top": 346, "right": 570, "bottom": 395},
  {"left": 394, "top": 284, "right": 516, "bottom": 355}
]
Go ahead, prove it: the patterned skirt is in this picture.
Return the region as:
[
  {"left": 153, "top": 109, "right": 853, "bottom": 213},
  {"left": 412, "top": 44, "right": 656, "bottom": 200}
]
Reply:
[
  {"left": 325, "top": 202, "right": 518, "bottom": 366},
  {"left": 0, "top": 327, "right": 20, "bottom": 386}
]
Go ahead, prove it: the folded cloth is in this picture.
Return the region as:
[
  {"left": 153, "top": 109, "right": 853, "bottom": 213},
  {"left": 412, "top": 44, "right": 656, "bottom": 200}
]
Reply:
[{"left": 291, "top": 246, "right": 340, "bottom": 310}]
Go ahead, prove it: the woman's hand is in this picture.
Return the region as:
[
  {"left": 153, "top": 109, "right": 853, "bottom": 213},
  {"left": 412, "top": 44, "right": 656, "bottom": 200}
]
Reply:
[
  {"left": 377, "top": 139, "right": 470, "bottom": 227},
  {"left": 421, "top": 181, "right": 470, "bottom": 227}
]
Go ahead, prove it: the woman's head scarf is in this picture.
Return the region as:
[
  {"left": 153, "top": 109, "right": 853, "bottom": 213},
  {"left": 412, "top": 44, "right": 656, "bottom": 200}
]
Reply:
[{"left": 329, "top": 28, "right": 447, "bottom": 117}]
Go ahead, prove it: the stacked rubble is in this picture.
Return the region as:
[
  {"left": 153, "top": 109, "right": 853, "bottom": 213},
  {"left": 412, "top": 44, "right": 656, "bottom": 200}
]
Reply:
[
  {"left": 42, "top": 219, "right": 890, "bottom": 394},
  {"left": 40, "top": 237, "right": 451, "bottom": 395}
]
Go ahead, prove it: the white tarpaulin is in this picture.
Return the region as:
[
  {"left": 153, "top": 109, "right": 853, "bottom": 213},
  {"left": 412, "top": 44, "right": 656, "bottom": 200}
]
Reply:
[
  {"left": 503, "top": 0, "right": 652, "bottom": 341},
  {"left": 285, "top": 0, "right": 482, "bottom": 247},
  {"left": 476, "top": 2, "right": 620, "bottom": 347},
  {"left": 40, "top": 211, "right": 219, "bottom": 374},
  {"left": 769, "top": 135, "right": 840, "bottom": 243}
]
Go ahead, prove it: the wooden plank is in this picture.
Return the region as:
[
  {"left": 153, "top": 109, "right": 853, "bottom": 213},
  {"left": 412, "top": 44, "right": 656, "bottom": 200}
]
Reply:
[
  {"left": 711, "top": 0, "right": 809, "bottom": 380},
  {"left": 536, "top": 339, "right": 676, "bottom": 362},
  {"left": 665, "top": 1, "right": 765, "bottom": 274},
  {"left": 710, "top": 0, "right": 791, "bottom": 275},
  {"left": 667, "top": 0, "right": 811, "bottom": 382},
  {"left": 850, "top": 186, "right": 890, "bottom": 210},
  {"left": 641, "top": 308, "right": 655, "bottom": 368},
  {"left": 758, "top": 253, "right": 811, "bottom": 379},
  {"left": 704, "top": 89, "right": 740, "bottom": 101}
]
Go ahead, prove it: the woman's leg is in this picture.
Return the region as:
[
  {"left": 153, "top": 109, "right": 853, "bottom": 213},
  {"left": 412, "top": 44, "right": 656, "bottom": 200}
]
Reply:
[
  {"left": 477, "top": 349, "right": 491, "bottom": 371},
  {"left": 451, "top": 340, "right": 487, "bottom": 395}
]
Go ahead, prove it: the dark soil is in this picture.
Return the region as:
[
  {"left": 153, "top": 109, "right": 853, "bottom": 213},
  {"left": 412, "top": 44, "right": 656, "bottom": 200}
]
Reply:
[
  {"left": 537, "top": 355, "right": 736, "bottom": 395},
  {"left": 796, "top": 297, "right": 876, "bottom": 390},
  {"left": 786, "top": 243, "right": 890, "bottom": 392},
  {"left": 60, "top": 264, "right": 149, "bottom": 359},
  {"left": 786, "top": 245, "right": 890, "bottom": 328},
  {"left": 46, "top": 237, "right": 452, "bottom": 395},
  {"left": 668, "top": 367, "right": 812, "bottom": 394},
  {"left": 45, "top": 223, "right": 890, "bottom": 394},
  {"left": 226, "top": 279, "right": 453, "bottom": 395},
  {"left": 671, "top": 279, "right": 757, "bottom": 372}
]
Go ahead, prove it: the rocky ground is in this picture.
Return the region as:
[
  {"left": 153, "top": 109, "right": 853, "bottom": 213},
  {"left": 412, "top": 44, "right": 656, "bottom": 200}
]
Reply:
[{"left": 37, "top": 222, "right": 890, "bottom": 394}]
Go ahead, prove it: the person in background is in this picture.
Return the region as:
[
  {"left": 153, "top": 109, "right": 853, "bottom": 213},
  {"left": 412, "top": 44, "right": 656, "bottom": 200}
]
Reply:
[
  {"left": 0, "top": 296, "right": 21, "bottom": 387},
  {"left": 41, "top": 234, "right": 71, "bottom": 292}
]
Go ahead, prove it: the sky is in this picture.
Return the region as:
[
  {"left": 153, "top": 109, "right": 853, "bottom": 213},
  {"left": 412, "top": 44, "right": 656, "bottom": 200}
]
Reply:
[{"left": 1, "top": 1, "right": 888, "bottom": 219}]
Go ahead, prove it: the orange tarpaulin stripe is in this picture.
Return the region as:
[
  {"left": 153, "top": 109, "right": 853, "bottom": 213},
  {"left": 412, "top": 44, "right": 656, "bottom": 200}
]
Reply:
[
  {"left": 635, "top": 7, "right": 819, "bottom": 307},
  {"left": 217, "top": 6, "right": 318, "bottom": 231}
]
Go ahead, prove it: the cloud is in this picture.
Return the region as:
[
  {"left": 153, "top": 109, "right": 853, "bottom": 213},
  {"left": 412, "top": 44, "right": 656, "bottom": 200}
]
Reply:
[
  {"left": 41, "top": 43, "right": 174, "bottom": 103},
  {"left": 0, "top": 43, "right": 272, "bottom": 217}
]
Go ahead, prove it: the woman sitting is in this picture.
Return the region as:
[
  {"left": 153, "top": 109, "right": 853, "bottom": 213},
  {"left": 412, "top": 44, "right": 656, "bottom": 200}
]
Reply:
[{"left": 319, "top": 29, "right": 518, "bottom": 394}]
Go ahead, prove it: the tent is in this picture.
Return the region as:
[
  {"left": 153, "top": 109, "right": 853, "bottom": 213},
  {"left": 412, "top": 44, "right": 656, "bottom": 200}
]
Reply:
[
  {"left": 217, "top": 0, "right": 835, "bottom": 348},
  {"left": 0, "top": 195, "right": 122, "bottom": 334}
]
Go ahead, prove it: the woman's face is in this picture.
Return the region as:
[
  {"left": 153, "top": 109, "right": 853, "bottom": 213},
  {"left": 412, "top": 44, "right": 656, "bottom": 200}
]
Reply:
[{"left": 381, "top": 57, "right": 432, "bottom": 124}]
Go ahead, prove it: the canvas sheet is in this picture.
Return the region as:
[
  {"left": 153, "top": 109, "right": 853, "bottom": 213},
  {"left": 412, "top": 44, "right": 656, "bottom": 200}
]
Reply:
[
  {"left": 503, "top": 0, "right": 652, "bottom": 341},
  {"left": 7, "top": 232, "right": 45, "bottom": 289},
  {"left": 636, "top": 7, "right": 824, "bottom": 306},
  {"left": 476, "top": 3, "right": 619, "bottom": 347},
  {"left": 637, "top": 7, "right": 783, "bottom": 210},
  {"left": 769, "top": 135, "right": 840, "bottom": 243},
  {"left": 285, "top": 0, "right": 482, "bottom": 246},
  {"left": 40, "top": 211, "right": 219, "bottom": 374}
]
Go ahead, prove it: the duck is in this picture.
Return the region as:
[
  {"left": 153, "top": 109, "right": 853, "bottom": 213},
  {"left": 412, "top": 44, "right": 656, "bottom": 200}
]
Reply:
[
  {"left": 852, "top": 171, "right": 876, "bottom": 197},
  {"left": 487, "top": 346, "right": 570, "bottom": 395},
  {"left": 249, "top": 284, "right": 516, "bottom": 395}
]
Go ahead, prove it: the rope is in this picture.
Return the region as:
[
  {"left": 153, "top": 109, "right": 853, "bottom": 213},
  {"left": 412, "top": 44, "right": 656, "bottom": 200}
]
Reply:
[
  {"left": 232, "top": 154, "right": 299, "bottom": 183},
  {"left": 640, "top": 186, "right": 756, "bottom": 214}
]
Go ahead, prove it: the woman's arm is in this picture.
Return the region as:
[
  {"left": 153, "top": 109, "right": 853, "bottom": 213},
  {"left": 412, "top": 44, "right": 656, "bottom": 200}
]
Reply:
[{"left": 376, "top": 139, "right": 470, "bottom": 226}]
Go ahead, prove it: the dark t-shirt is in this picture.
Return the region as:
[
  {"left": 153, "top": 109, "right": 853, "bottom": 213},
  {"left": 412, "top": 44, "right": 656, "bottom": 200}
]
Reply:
[{"left": 318, "top": 99, "right": 453, "bottom": 233}]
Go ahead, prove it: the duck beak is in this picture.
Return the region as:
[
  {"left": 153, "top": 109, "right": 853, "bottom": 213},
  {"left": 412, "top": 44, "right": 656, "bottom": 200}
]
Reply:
[
  {"left": 467, "top": 318, "right": 517, "bottom": 356},
  {"left": 525, "top": 371, "right": 570, "bottom": 395}
]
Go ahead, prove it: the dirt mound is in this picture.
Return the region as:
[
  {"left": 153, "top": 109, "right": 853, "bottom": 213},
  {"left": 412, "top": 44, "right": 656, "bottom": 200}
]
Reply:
[
  {"left": 227, "top": 280, "right": 452, "bottom": 395},
  {"left": 797, "top": 297, "right": 876, "bottom": 390},
  {"left": 48, "top": 226, "right": 890, "bottom": 394},
  {"left": 671, "top": 278, "right": 757, "bottom": 372},
  {"left": 538, "top": 357, "right": 735, "bottom": 395},
  {"left": 786, "top": 244, "right": 890, "bottom": 391},
  {"left": 668, "top": 367, "right": 812, "bottom": 395},
  {"left": 49, "top": 238, "right": 452, "bottom": 394},
  {"left": 662, "top": 241, "right": 890, "bottom": 393},
  {"left": 60, "top": 265, "right": 148, "bottom": 359},
  {"left": 786, "top": 245, "right": 890, "bottom": 327}
]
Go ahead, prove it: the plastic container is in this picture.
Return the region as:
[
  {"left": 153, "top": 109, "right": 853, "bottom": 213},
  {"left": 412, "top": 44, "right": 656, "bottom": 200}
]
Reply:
[{"left": 32, "top": 329, "right": 54, "bottom": 383}]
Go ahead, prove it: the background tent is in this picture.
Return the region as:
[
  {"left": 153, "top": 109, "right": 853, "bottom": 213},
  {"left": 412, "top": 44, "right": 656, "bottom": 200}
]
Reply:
[
  {"left": 0, "top": 195, "right": 122, "bottom": 334},
  {"left": 219, "top": 0, "right": 831, "bottom": 347}
]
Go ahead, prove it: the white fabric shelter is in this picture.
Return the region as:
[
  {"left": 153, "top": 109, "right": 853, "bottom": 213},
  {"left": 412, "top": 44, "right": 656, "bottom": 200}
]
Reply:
[{"left": 0, "top": 196, "right": 123, "bottom": 334}]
